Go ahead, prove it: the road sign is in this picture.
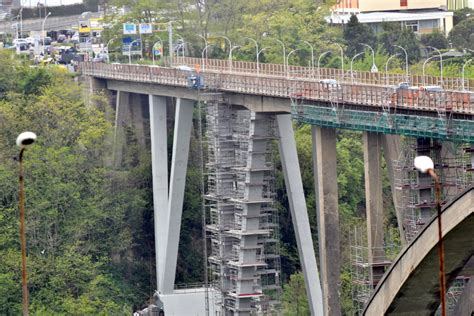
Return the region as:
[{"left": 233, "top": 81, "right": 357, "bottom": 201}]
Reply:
[
  {"left": 139, "top": 23, "right": 152, "bottom": 34},
  {"left": 79, "top": 20, "right": 91, "bottom": 33},
  {"left": 123, "top": 23, "right": 137, "bottom": 35},
  {"left": 371, "top": 64, "right": 379, "bottom": 73}
]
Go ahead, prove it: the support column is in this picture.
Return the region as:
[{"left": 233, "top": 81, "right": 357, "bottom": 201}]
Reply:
[
  {"left": 363, "top": 132, "right": 385, "bottom": 285},
  {"left": 149, "top": 95, "right": 168, "bottom": 292},
  {"left": 277, "top": 115, "right": 323, "bottom": 316},
  {"left": 312, "top": 126, "right": 341, "bottom": 316},
  {"left": 381, "top": 135, "right": 405, "bottom": 245},
  {"left": 130, "top": 94, "right": 146, "bottom": 147},
  {"left": 161, "top": 98, "right": 194, "bottom": 294},
  {"left": 113, "top": 91, "right": 131, "bottom": 168}
]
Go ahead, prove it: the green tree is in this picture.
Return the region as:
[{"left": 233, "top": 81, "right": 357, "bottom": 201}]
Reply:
[
  {"left": 395, "top": 28, "right": 421, "bottom": 63},
  {"left": 377, "top": 22, "right": 403, "bottom": 55},
  {"left": 420, "top": 30, "right": 448, "bottom": 50},
  {"left": 453, "top": 7, "right": 474, "bottom": 25},
  {"left": 282, "top": 272, "right": 309, "bottom": 315},
  {"left": 343, "top": 14, "right": 376, "bottom": 57},
  {"left": 449, "top": 17, "right": 474, "bottom": 50}
]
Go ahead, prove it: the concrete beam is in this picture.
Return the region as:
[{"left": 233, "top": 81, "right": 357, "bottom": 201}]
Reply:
[
  {"left": 149, "top": 95, "right": 168, "bottom": 292},
  {"left": 276, "top": 114, "right": 324, "bottom": 316},
  {"left": 312, "top": 126, "right": 341, "bottom": 316},
  {"left": 106, "top": 79, "right": 290, "bottom": 113},
  {"left": 161, "top": 98, "right": 194, "bottom": 294},
  {"left": 363, "top": 132, "right": 384, "bottom": 261}
]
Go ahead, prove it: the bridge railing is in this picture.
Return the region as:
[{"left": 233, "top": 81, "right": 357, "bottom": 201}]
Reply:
[
  {"left": 81, "top": 62, "right": 474, "bottom": 115},
  {"left": 169, "top": 56, "right": 473, "bottom": 92}
]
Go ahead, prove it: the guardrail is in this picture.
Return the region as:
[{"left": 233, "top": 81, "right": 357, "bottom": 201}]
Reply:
[{"left": 81, "top": 62, "right": 474, "bottom": 115}]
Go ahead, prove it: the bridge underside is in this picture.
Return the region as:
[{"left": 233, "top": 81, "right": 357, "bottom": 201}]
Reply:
[
  {"left": 293, "top": 103, "right": 474, "bottom": 143},
  {"left": 364, "top": 188, "right": 474, "bottom": 315}
]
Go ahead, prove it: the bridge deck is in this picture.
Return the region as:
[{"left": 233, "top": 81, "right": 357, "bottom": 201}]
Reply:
[{"left": 81, "top": 60, "right": 474, "bottom": 142}]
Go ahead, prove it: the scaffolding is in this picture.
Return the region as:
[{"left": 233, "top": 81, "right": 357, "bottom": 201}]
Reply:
[
  {"left": 205, "top": 98, "right": 281, "bottom": 315},
  {"left": 350, "top": 227, "right": 399, "bottom": 315},
  {"left": 394, "top": 138, "right": 473, "bottom": 243}
]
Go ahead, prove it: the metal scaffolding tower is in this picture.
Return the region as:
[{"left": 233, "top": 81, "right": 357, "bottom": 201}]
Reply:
[
  {"left": 394, "top": 138, "right": 473, "bottom": 243},
  {"left": 205, "top": 98, "right": 281, "bottom": 315}
]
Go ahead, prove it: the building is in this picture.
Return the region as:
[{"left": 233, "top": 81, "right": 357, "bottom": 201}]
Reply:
[
  {"left": 0, "top": 0, "right": 19, "bottom": 14},
  {"left": 447, "top": 0, "right": 474, "bottom": 10},
  {"left": 328, "top": 0, "right": 454, "bottom": 35}
]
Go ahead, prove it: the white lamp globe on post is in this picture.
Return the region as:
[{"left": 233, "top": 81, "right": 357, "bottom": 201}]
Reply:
[
  {"left": 413, "top": 155, "right": 446, "bottom": 316},
  {"left": 16, "top": 131, "right": 37, "bottom": 316}
]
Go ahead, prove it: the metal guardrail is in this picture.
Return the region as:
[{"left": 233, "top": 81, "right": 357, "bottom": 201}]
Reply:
[{"left": 81, "top": 61, "right": 474, "bottom": 116}]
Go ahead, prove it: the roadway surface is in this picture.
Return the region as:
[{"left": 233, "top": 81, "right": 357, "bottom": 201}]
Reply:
[{"left": 0, "top": 12, "right": 101, "bottom": 35}]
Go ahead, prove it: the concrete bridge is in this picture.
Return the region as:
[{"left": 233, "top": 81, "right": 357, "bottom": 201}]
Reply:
[
  {"left": 82, "top": 58, "right": 474, "bottom": 315},
  {"left": 364, "top": 187, "right": 473, "bottom": 315}
]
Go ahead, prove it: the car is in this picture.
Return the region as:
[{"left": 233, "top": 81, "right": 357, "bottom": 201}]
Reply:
[
  {"left": 419, "top": 85, "right": 443, "bottom": 92},
  {"left": 92, "top": 53, "right": 108, "bottom": 63},
  {"left": 57, "top": 34, "right": 67, "bottom": 43},
  {"left": 25, "top": 37, "right": 35, "bottom": 45},
  {"left": 13, "top": 38, "right": 28, "bottom": 46}
]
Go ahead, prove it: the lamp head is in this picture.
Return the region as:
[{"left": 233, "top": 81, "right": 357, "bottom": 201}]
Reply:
[
  {"left": 414, "top": 156, "right": 434, "bottom": 173},
  {"left": 16, "top": 131, "right": 37, "bottom": 147}
]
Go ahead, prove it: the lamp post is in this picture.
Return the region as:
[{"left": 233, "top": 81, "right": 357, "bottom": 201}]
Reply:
[
  {"left": 462, "top": 58, "right": 472, "bottom": 91},
  {"left": 217, "top": 35, "right": 232, "bottom": 57},
  {"left": 41, "top": 12, "right": 51, "bottom": 55},
  {"left": 350, "top": 52, "right": 364, "bottom": 84},
  {"left": 427, "top": 46, "right": 443, "bottom": 87},
  {"left": 286, "top": 48, "right": 300, "bottom": 78},
  {"left": 229, "top": 45, "right": 240, "bottom": 73},
  {"left": 17, "top": 131, "right": 37, "bottom": 316},
  {"left": 105, "top": 37, "right": 116, "bottom": 63},
  {"left": 334, "top": 43, "right": 345, "bottom": 80},
  {"left": 394, "top": 44, "right": 409, "bottom": 82},
  {"left": 265, "top": 37, "right": 286, "bottom": 75},
  {"left": 244, "top": 37, "right": 259, "bottom": 69},
  {"left": 302, "top": 40, "right": 314, "bottom": 78},
  {"left": 360, "top": 43, "right": 378, "bottom": 73},
  {"left": 317, "top": 51, "right": 331, "bottom": 80},
  {"left": 256, "top": 47, "right": 268, "bottom": 76},
  {"left": 201, "top": 44, "right": 213, "bottom": 72},
  {"left": 385, "top": 53, "right": 400, "bottom": 86},
  {"left": 129, "top": 39, "right": 140, "bottom": 65},
  {"left": 197, "top": 34, "right": 208, "bottom": 61},
  {"left": 413, "top": 156, "right": 446, "bottom": 316},
  {"left": 422, "top": 55, "right": 437, "bottom": 86},
  {"left": 19, "top": 8, "right": 23, "bottom": 39},
  {"left": 152, "top": 37, "right": 163, "bottom": 66}
]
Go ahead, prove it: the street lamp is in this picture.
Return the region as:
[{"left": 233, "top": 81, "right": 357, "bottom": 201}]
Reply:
[
  {"left": 244, "top": 37, "right": 259, "bottom": 68},
  {"left": 302, "top": 40, "right": 315, "bottom": 78},
  {"left": 385, "top": 53, "right": 400, "bottom": 86},
  {"left": 201, "top": 44, "right": 213, "bottom": 72},
  {"left": 229, "top": 45, "right": 240, "bottom": 73},
  {"left": 19, "top": 8, "right": 23, "bottom": 39},
  {"left": 286, "top": 48, "right": 300, "bottom": 78},
  {"left": 128, "top": 39, "right": 140, "bottom": 65},
  {"left": 334, "top": 43, "right": 345, "bottom": 80},
  {"left": 462, "top": 58, "right": 472, "bottom": 91},
  {"left": 217, "top": 35, "right": 232, "bottom": 57},
  {"left": 41, "top": 12, "right": 51, "bottom": 55},
  {"left": 256, "top": 47, "right": 268, "bottom": 76},
  {"left": 152, "top": 37, "right": 163, "bottom": 66},
  {"left": 427, "top": 46, "right": 443, "bottom": 87},
  {"left": 16, "top": 131, "right": 37, "bottom": 316},
  {"left": 350, "top": 52, "right": 364, "bottom": 84},
  {"left": 413, "top": 156, "right": 446, "bottom": 316},
  {"left": 422, "top": 55, "right": 437, "bottom": 86},
  {"left": 317, "top": 50, "right": 331, "bottom": 80},
  {"left": 197, "top": 34, "right": 208, "bottom": 60},
  {"left": 394, "top": 44, "right": 409, "bottom": 83},
  {"left": 360, "top": 43, "right": 378, "bottom": 73},
  {"left": 265, "top": 37, "right": 286, "bottom": 75}
]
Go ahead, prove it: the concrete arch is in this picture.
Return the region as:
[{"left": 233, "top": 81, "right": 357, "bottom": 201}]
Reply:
[{"left": 363, "top": 187, "right": 474, "bottom": 315}]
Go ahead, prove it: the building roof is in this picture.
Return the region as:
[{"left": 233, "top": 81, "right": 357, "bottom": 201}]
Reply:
[{"left": 326, "top": 10, "right": 454, "bottom": 24}]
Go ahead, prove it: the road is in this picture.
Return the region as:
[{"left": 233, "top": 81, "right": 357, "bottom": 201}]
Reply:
[{"left": 0, "top": 12, "right": 102, "bottom": 35}]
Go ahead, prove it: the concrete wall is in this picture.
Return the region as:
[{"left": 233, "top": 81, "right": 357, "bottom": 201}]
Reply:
[{"left": 359, "top": 0, "right": 445, "bottom": 11}]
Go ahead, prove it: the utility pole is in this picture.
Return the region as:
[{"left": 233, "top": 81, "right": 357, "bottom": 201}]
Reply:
[{"left": 168, "top": 21, "right": 173, "bottom": 61}]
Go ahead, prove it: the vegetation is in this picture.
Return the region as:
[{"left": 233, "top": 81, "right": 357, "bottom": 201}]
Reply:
[{"left": 1, "top": 1, "right": 473, "bottom": 315}]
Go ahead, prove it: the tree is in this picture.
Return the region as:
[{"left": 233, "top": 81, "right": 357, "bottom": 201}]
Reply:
[
  {"left": 282, "top": 272, "right": 309, "bottom": 315},
  {"left": 377, "top": 22, "right": 403, "bottom": 55},
  {"left": 395, "top": 28, "right": 421, "bottom": 63},
  {"left": 343, "top": 14, "right": 376, "bottom": 57},
  {"left": 449, "top": 17, "right": 474, "bottom": 50},
  {"left": 420, "top": 30, "right": 448, "bottom": 50},
  {"left": 453, "top": 7, "right": 474, "bottom": 25}
]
